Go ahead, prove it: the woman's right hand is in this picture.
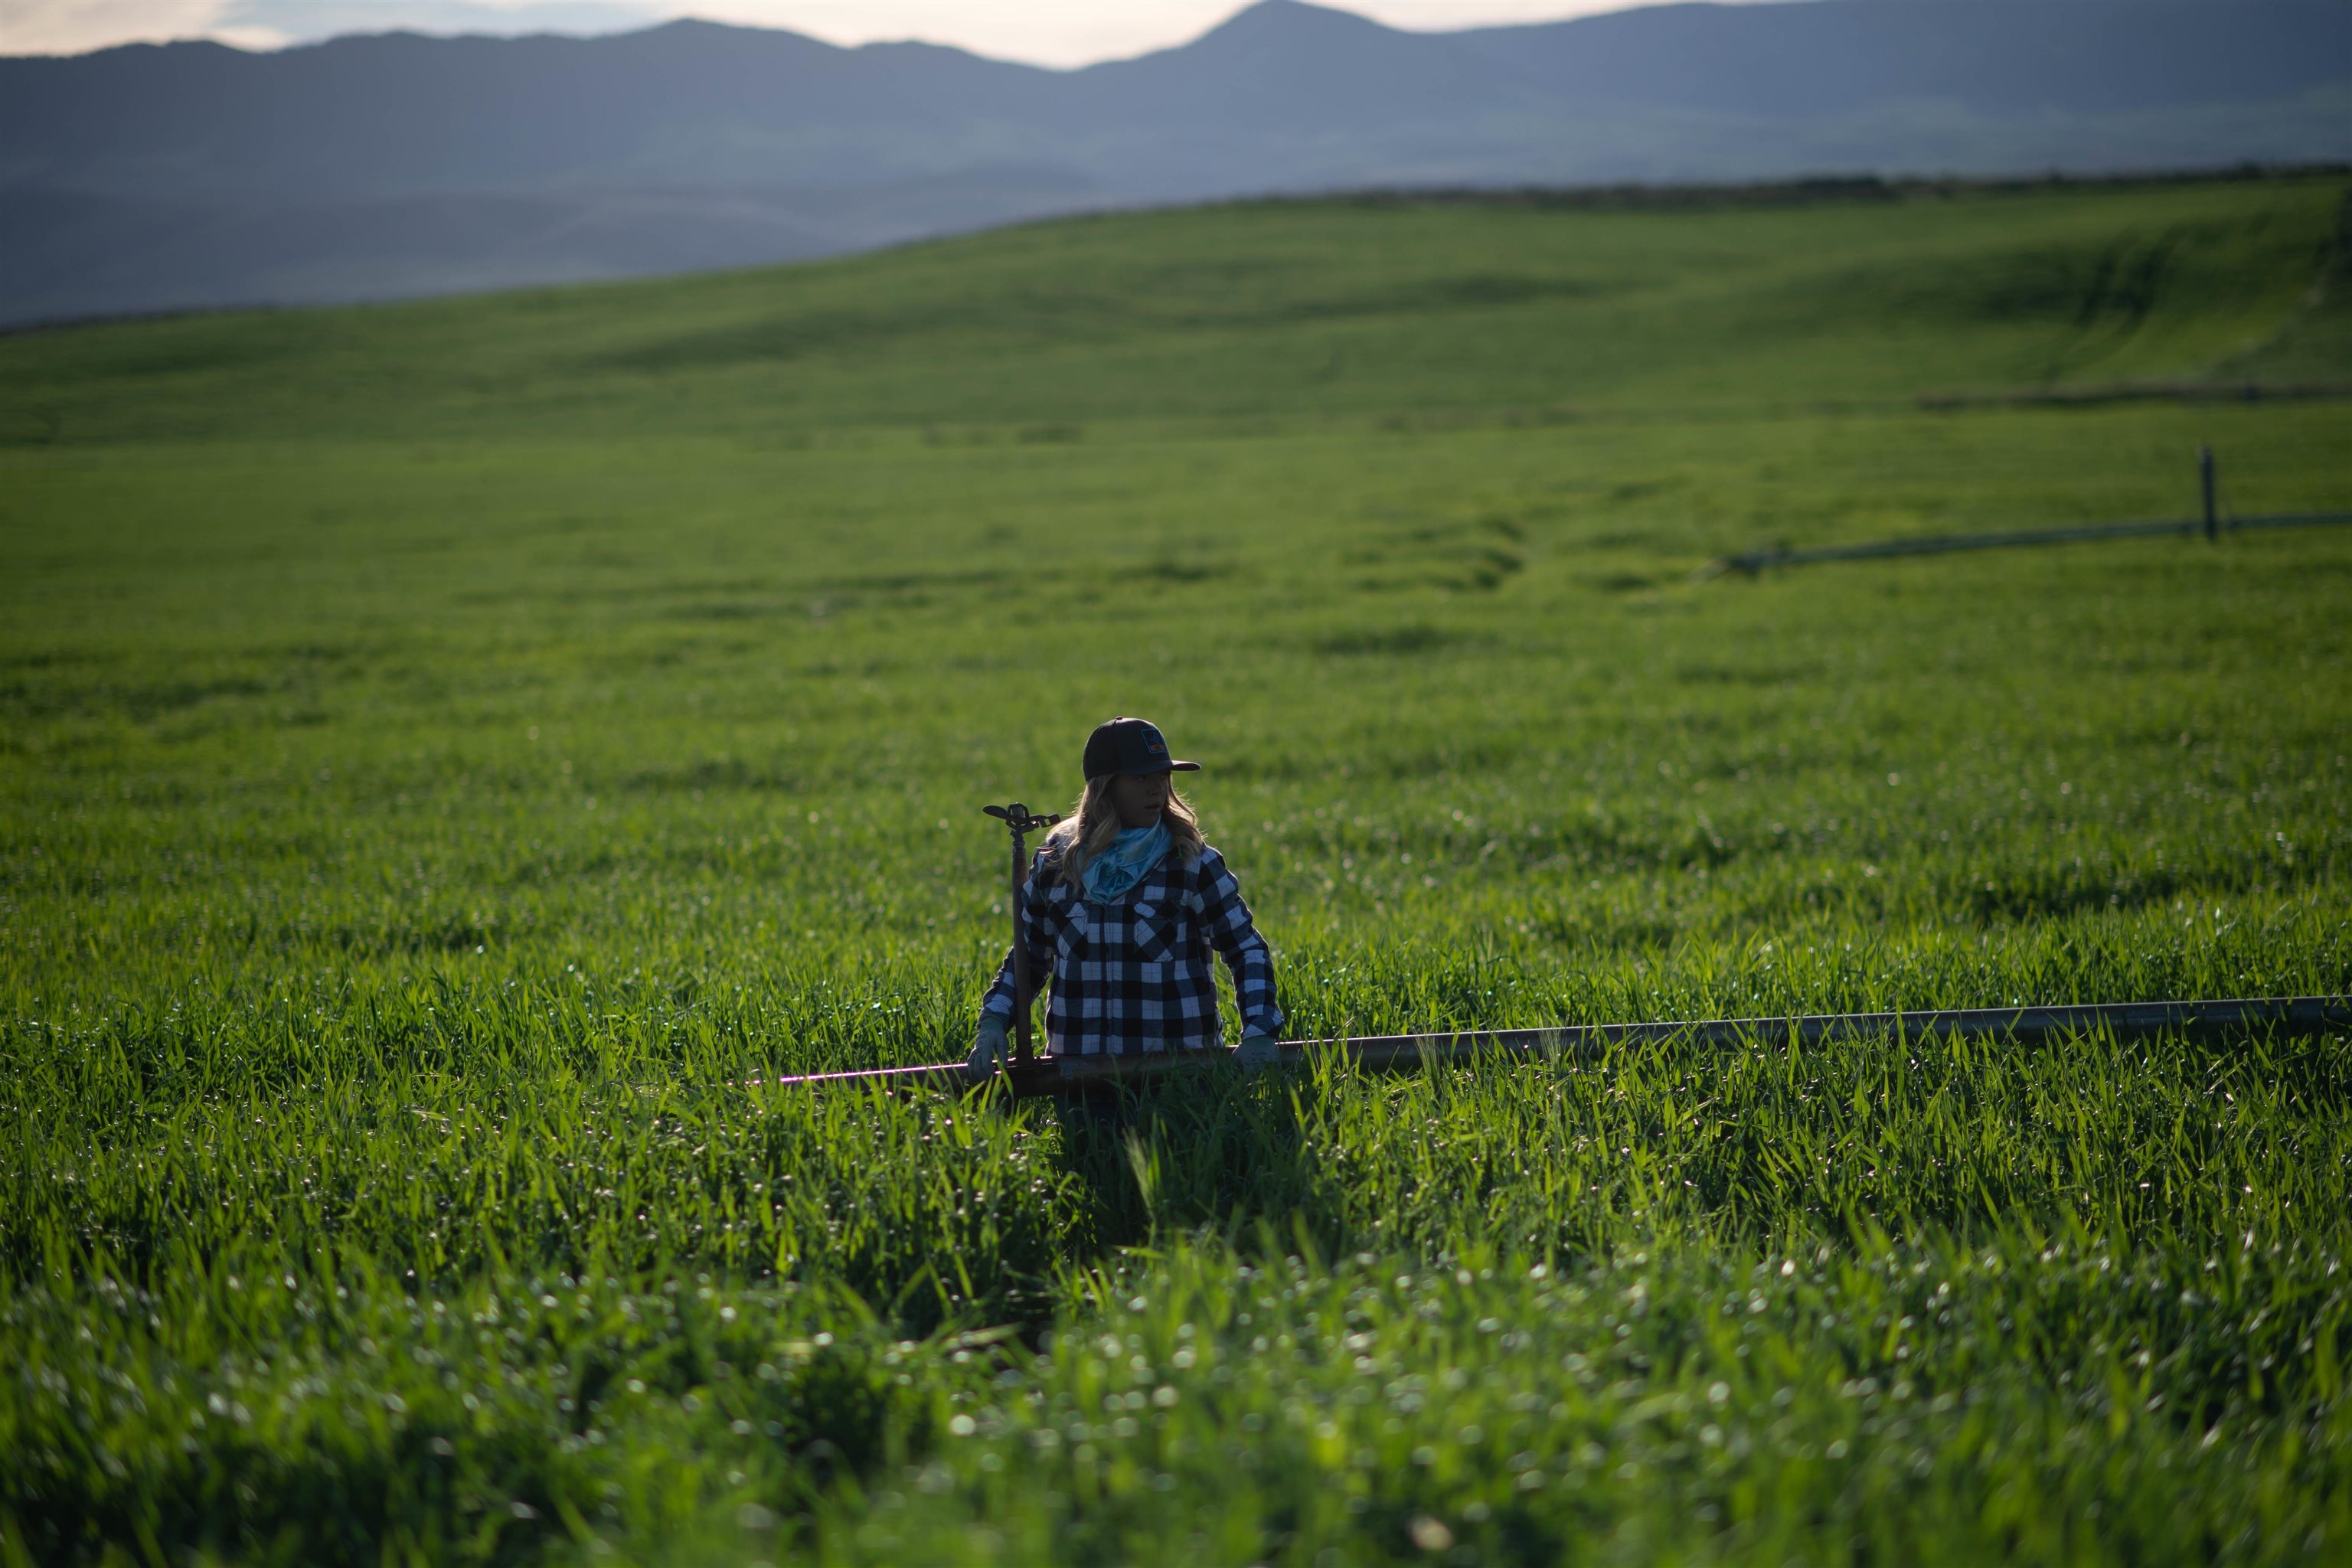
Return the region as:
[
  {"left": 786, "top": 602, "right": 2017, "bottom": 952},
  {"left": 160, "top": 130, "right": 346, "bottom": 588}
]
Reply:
[{"left": 966, "top": 1015, "right": 1011, "bottom": 1081}]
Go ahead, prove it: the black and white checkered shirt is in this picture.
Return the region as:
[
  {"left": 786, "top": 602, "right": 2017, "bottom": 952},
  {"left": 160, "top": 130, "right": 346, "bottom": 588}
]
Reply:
[{"left": 981, "top": 842, "right": 1282, "bottom": 1056}]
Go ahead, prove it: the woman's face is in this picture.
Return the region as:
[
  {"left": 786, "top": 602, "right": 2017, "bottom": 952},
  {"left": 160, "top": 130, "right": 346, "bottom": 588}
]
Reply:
[{"left": 1107, "top": 769, "right": 1169, "bottom": 830}]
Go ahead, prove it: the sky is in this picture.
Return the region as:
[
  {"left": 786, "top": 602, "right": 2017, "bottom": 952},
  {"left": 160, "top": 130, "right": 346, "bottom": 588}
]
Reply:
[{"left": 2, "top": 1, "right": 1672, "bottom": 65}]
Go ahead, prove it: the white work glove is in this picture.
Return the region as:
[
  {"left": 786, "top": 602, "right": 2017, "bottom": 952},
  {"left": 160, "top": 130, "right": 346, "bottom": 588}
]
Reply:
[
  {"left": 966, "top": 1015, "right": 1011, "bottom": 1082},
  {"left": 1233, "top": 1031, "right": 1282, "bottom": 1072}
]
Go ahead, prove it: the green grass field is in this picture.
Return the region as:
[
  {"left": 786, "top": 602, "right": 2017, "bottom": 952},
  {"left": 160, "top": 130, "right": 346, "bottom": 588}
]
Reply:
[{"left": 4, "top": 171, "right": 2350, "bottom": 1566}]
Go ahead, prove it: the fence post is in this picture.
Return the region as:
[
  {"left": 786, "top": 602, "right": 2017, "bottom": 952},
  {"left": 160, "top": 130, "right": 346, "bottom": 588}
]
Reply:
[{"left": 2200, "top": 445, "right": 2217, "bottom": 542}]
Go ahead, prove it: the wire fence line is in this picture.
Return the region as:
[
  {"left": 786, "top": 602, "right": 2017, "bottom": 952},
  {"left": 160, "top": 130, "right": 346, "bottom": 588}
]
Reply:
[
  {"left": 1710, "top": 509, "right": 2352, "bottom": 576},
  {"left": 1706, "top": 446, "right": 2352, "bottom": 577}
]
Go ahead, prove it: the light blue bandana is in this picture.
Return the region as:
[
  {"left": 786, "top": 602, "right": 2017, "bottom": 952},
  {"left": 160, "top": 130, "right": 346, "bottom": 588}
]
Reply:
[{"left": 1082, "top": 820, "right": 1171, "bottom": 905}]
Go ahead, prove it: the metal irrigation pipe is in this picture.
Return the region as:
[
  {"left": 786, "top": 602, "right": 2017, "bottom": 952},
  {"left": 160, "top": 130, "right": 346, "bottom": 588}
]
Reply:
[
  {"left": 982, "top": 801, "right": 1061, "bottom": 1062},
  {"left": 748, "top": 995, "right": 2351, "bottom": 1099}
]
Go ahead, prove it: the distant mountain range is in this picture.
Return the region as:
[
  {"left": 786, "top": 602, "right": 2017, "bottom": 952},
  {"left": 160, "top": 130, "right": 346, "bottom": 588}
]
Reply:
[{"left": 6, "top": 0, "right": 2351, "bottom": 326}]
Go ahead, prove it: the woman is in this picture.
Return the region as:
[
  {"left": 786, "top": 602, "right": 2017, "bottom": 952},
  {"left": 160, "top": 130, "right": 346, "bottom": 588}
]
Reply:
[{"left": 968, "top": 716, "right": 1283, "bottom": 1076}]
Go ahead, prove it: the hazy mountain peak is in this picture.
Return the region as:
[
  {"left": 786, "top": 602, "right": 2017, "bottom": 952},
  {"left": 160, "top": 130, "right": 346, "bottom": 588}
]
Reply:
[
  {"left": 1177, "top": 0, "right": 1419, "bottom": 57},
  {"left": 1204, "top": 0, "right": 1403, "bottom": 38}
]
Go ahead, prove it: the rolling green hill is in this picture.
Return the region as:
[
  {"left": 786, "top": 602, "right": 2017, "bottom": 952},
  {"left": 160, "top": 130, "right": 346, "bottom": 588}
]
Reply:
[
  {"left": 5, "top": 173, "right": 2346, "bottom": 449},
  {"left": 4, "top": 173, "right": 2350, "bottom": 1568}
]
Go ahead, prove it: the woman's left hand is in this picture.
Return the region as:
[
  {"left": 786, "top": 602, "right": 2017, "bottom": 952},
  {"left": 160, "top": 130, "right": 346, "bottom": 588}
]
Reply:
[{"left": 1233, "top": 1031, "right": 1282, "bottom": 1071}]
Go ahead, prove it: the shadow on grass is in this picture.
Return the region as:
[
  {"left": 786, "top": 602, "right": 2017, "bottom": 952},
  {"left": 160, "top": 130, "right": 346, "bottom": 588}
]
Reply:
[{"left": 1049, "top": 1064, "right": 1318, "bottom": 1257}]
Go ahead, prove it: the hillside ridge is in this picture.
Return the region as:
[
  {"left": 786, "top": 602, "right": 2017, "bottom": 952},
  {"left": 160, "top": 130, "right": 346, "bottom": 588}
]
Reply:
[
  {"left": 5, "top": 1, "right": 2351, "bottom": 325},
  {"left": 5, "top": 172, "right": 2344, "bottom": 452}
]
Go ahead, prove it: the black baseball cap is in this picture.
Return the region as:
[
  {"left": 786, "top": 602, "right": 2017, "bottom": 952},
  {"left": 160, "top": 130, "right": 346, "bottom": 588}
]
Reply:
[{"left": 1083, "top": 716, "right": 1200, "bottom": 780}]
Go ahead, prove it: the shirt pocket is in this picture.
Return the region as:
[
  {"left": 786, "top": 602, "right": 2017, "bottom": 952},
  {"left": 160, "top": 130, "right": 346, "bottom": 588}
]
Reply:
[
  {"left": 1054, "top": 902, "right": 1087, "bottom": 962},
  {"left": 1129, "top": 900, "right": 1180, "bottom": 962}
]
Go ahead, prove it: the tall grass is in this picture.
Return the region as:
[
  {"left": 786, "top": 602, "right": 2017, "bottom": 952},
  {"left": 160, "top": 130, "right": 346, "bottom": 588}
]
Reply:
[{"left": 3, "top": 175, "right": 2349, "bottom": 1563}]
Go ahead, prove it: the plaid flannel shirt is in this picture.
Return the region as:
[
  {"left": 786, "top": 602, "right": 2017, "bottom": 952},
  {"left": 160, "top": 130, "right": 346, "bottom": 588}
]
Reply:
[{"left": 981, "top": 842, "right": 1282, "bottom": 1056}]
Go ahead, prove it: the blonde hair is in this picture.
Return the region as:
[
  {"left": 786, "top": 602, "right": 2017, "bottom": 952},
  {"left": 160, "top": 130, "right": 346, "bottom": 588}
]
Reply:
[{"left": 1047, "top": 774, "right": 1205, "bottom": 892}]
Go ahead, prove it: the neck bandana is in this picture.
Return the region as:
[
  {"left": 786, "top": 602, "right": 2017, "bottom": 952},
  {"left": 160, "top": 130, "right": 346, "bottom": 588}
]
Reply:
[{"left": 1082, "top": 820, "right": 1171, "bottom": 904}]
